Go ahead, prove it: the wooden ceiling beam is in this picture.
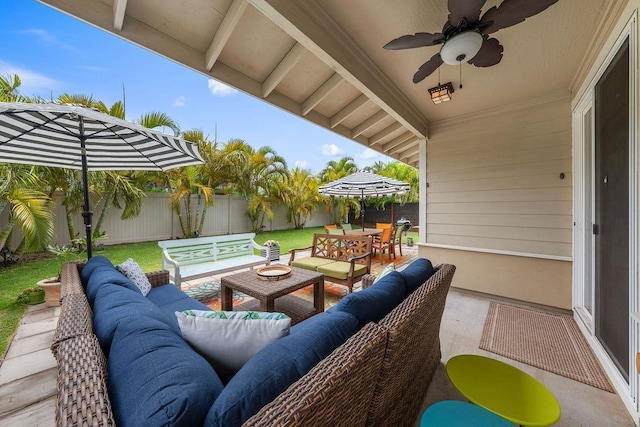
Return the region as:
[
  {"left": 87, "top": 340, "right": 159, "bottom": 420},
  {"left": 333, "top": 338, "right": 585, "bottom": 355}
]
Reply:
[
  {"left": 330, "top": 94, "right": 370, "bottom": 129},
  {"left": 301, "top": 73, "right": 343, "bottom": 116},
  {"left": 352, "top": 110, "right": 387, "bottom": 138},
  {"left": 387, "top": 137, "right": 418, "bottom": 155},
  {"left": 262, "top": 43, "right": 306, "bottom": 97},
  {"left": 249, "top": 0, "right": 427, "bottom": 138},
  {"left": 369, "top": 122, "right": 404, "bottom": 146},
  {"left": 205, "top": 0, "right": 248, "bottom": 71},
  {"left": 112, "top": 0, "right": 127, "bottom": 31},
  {"left": 382, "top": 132, "right": 414, "bottom": 153}
]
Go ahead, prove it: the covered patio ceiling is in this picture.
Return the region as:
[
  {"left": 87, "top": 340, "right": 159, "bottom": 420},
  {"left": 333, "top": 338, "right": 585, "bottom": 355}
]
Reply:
[{"left": 38, "top": 0, "right": 618, "bottom": 168}]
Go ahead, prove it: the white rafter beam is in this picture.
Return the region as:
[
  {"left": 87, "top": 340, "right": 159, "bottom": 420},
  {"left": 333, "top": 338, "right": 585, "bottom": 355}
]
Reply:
[
  {"left": 330, "top": 94, "right": 369, "bottom": 129},
  {"left": 262, "top": 43, "right": 306, "bottom": 97},
  {"left": 301, "top": 73, "right": 343, "bottom": 116},
  {"left": 369, "top": 122, "right": 404, "bottom": 146},
  {"left": 352, "top": 110, "right": 387, "bottom": 138},
  {"left": 382, "top": 132, "right": 414, "bottom": 153},
  {"left": 112, "top": 0, "right": 127, "bottom": 31},
  {"left": 205, "top": 0, "right": 248, "bottom": 71},
  {"left": 388, "top": 137, "right": 418, "bottom": 155},
  {"left": 248, "top": 0, "right": 427, "bottom": 138}
]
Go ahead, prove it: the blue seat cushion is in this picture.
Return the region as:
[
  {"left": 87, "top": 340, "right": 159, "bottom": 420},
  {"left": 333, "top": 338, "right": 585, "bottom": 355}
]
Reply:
[
  {"left": 80, "top": 255, "right": 114, "bottom": 287},
  {"left": 400, "top": 258, "right": 436, "bottom": 295},
  {"left": 205, "top": 310, "right": 359, "bottom": 426},
  {"left": 147, "top": 284, "right": 211, "bottom": 314},
  {"left": 86, "top": 265, "right": 141, "bottom": 307},
  {"left": 93, "top": 282, "right": 178, "bottom": 355},
  {"left": 333, "top": 270, "right": 406, "bottom": 326},
  {"left": 108, "top": 314, "right": 224, "bottom": 427}
]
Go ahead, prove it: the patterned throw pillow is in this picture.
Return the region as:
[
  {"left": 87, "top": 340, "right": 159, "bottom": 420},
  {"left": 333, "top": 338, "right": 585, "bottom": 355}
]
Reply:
[
  {"left": 373, "top": 263, "right": 396, "bottom": 284},
  {"left": 175, "top": 310, "right": 291, "bottom": 383},
  {"left": 116, "top": 258, "right": 152, "bottom": 296}
]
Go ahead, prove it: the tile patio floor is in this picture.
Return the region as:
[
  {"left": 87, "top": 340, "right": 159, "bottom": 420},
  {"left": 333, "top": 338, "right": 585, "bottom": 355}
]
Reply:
[{"left": 0, "top": 247, "right": 636, "bottom": 426}]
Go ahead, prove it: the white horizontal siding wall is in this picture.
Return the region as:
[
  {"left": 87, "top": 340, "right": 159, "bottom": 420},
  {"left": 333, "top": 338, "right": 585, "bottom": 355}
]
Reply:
[{"left": 426, "top": 93, "right": 573, "bottom": 259}]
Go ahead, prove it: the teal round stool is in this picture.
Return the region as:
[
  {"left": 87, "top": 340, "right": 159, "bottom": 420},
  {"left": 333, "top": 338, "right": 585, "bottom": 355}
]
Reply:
[
  {"left": 446, "top": 354, "right": 561, "bottom": 426},
  {"left": 420, "top": 400, "right": 514, "bottom": 426}
]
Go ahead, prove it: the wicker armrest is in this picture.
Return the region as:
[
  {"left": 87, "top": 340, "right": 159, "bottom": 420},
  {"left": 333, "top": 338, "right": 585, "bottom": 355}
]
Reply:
[
  {"left": 54, "top": 334, "right": 115, "bottom": 426},
  {"left": 361, "top": 274, "right": 376, "bottom": 289},
  {"left": 146, "top": 270, "right": 170, "bottom": 287},
  {"left": 51, "top": 294, "right": 93, "bottom": 356}
]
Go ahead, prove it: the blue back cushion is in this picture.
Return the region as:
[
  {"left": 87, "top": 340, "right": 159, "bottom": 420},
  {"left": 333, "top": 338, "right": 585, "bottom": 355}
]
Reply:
[
  {"left": 146, "top": 284, "right": 212, "bottom": 315},
  {"left": 86, "top": 265, "right": 141, "bottom": 307},
  {"left": 206, "top": 310, "right": 359, "bottom": 426},
  {"left": 80, "top": 255, "right": 114, "bottom": 286},
  {"left": 93, "top": 282, "right": 178, "bottom": 355},
  {"left": 333, "top": 271, "right": 406, "bottom": 326},
  {"left": 108, "top": 314, "right": 224, "bottom": 427},
  {"left": 400, "top": 258, "right": 436, "bottom": 295}
]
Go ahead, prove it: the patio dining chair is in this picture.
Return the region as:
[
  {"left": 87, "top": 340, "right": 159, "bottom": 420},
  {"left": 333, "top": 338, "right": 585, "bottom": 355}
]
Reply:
[
  {"left": 324, "top": 224, "right": 338, "bottom": 233},
  {"left": 391, "top": 225, "right": 403, "bottom": 257},
  {"left": 341, "top": 223, "right": 353, "bottom": 231},
  {"left": 372, "top": 226, "right": 393, "bottom": 264}
]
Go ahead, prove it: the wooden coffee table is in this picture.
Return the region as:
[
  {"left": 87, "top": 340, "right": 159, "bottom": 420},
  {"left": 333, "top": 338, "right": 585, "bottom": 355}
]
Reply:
[{"left": 220, "top": 266, "right": 324, "bottom": 324}]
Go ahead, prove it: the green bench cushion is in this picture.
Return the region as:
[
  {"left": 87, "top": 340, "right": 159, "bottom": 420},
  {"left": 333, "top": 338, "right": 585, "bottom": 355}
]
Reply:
[
  {"left": 317, "top": 261, "right": 368, "bottom": 280},
  {"left": 291, "top": 257, "right": 335, "bottom": 270}
]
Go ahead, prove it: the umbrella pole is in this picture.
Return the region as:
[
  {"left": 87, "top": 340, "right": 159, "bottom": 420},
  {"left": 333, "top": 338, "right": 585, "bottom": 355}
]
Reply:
[
  {"left": 79, "top": 117, "right": 93, "bottom": 259},
  {"left": 361, "top": 189, "right": 365, "bottom": 230}
]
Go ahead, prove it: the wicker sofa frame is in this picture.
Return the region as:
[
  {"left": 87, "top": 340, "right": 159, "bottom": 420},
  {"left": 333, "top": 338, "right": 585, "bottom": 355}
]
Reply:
[{"left": 51, "top": 260, "right": 455, "bottom": 426}]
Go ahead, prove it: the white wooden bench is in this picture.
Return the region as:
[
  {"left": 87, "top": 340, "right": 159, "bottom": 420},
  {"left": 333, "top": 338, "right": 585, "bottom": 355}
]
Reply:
[{"left": 157, "top": 233, "right": 270, "bottom": 289}]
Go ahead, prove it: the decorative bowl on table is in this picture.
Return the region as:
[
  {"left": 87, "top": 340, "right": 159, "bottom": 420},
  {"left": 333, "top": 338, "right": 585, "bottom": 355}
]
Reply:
[{"left": 256, "top": 265, "right": 292, "bottom": 281}]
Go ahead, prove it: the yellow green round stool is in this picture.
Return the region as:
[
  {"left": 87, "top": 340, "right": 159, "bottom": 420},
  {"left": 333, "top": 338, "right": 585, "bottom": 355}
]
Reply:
[
  {"left": 420, "top": 400, "right": 515, "bottom": 426},
  {"left": 446, "top": 354, "right": 561, "bottom": 426}
]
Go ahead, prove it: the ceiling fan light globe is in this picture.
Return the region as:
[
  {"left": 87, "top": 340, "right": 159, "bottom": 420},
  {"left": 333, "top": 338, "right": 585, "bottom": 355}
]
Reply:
[{"left": 440, "top": 31, "right": 483, "bottom": 65}]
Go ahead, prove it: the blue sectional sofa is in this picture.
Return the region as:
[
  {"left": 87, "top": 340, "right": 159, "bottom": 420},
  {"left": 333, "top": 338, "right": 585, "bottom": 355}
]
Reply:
[{"left": 51, "top": 256, "right": 456, "bottom": 427}]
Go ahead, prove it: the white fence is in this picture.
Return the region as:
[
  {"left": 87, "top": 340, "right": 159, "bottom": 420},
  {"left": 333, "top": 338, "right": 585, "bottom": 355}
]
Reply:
[{"left": 2, "top": 193, "right": 333, "bottom": 249}]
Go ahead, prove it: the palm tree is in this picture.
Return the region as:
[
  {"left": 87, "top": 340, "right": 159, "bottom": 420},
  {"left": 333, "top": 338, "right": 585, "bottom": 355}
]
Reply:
[
  {"left": 0, "top": 164, "right": 54, "bottom": 257},
  {"left": 318, "top": 156, "right": 359, "bottom": 224},
  {"left": 160, "top": 129, "right": 230, "bottom": 238},
  {"left": 281, "top": 167, "right": 322, "bottom": 229},
  {"left": 225, "top": 140, "right": 288, "bottom": 233}
]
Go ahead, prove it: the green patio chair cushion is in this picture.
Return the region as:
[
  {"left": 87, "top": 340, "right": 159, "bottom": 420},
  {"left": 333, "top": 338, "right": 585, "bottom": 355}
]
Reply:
[
  {"left": 317, "top": 261, "right": 368, "bottom": 280},
  {"left": 291, "top": 257, "right": 335, "bottom": 270}
]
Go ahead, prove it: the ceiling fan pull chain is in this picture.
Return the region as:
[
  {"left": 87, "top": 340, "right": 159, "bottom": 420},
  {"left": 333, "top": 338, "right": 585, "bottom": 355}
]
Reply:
[{"left": 459, "top": 62, "right": 463, "bottom": 89}]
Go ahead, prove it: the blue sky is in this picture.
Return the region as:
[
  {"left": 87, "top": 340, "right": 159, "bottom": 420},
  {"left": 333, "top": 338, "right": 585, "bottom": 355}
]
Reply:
[{"left": 1, "top": 1, "right": 392, "bottom": 173}]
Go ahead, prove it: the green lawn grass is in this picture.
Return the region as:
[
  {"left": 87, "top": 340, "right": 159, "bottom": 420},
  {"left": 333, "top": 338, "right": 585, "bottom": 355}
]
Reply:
[{"left": 0, "top": 226, "right": 418, "bottom": 356}]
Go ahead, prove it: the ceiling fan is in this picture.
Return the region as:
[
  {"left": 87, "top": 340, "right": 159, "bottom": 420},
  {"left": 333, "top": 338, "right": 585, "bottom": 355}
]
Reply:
[{"left": 384, "top": 0, "right": 560, "bottom": 83}]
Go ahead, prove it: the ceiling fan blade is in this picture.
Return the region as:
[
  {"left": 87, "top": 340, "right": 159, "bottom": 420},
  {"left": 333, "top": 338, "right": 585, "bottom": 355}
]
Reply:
[
  {"left": 413, "top": 53, "right": 444, "bottom": 83},
  {"left": 480, "top": 0, "right": 559, "bottom": 34},
  {"left": 448, "top": 0, "right": 487, "bottom": 27},
  {"left": 384, "top": 32, "right": 445, "bottom": 50},
  {"left": 468, "top": 36, "right": 503, "bottom": 67}
]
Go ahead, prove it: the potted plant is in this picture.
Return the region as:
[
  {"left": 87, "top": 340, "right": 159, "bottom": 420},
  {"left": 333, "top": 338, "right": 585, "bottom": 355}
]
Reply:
[
  {"left": 38, "top": 244, "right": 76, "bottom": 307},
  {"left": 17, "top": 285, "right": 45, "bottom": 305},
  {"left": 261, "top": 240, "right": 280, "bottom": 262}
]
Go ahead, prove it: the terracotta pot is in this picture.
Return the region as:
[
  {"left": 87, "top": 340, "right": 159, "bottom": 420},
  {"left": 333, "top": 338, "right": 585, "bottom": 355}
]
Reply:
[{"left": 37, "top": 277, "right": 61, "bottom": 307}]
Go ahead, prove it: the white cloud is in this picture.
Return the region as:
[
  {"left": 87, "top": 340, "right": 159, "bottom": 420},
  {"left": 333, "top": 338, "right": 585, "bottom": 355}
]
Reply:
[
  {"left": 0, "top": 61, "right": 61, "bottom": 92},
  {"left": 320, "top": 143, "right": 344, "bottom": 156},
  {"left": 295, "top": 160, "right": 309, "bottom": 169},
  {"left": 19, "top": 29, "right": 76, "bottom": 51},
  {"left": 356, "top": 148, "right": 379, "bottom": 160},
  {"left": 173, "top": 96, "right": 186, "bottom": 107},
  {"left": 77, "top": 65, "right": 106, "bottom": 72},
  {"left": 207, "top": 79, "right": 237, "bottom": 96}
]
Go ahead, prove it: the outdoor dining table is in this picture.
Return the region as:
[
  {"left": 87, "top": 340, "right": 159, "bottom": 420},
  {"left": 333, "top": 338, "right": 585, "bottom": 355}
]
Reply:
[{"left": 344, "top": 228, "right": 382, "bottom": 237}]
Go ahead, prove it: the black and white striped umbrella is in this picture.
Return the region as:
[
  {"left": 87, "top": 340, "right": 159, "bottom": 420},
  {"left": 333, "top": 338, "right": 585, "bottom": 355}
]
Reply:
[
  {"left": 0, "top": 102, "right": 204, "bottom": 257},
  {"left": 318, "top": 171, "right": 410, "bottom": 229}
]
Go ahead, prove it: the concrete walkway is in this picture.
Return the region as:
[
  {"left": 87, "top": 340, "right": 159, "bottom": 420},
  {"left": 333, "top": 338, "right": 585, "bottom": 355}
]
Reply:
[{"left": 0, "top": 303, "right": 59, "bottom": 426}]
